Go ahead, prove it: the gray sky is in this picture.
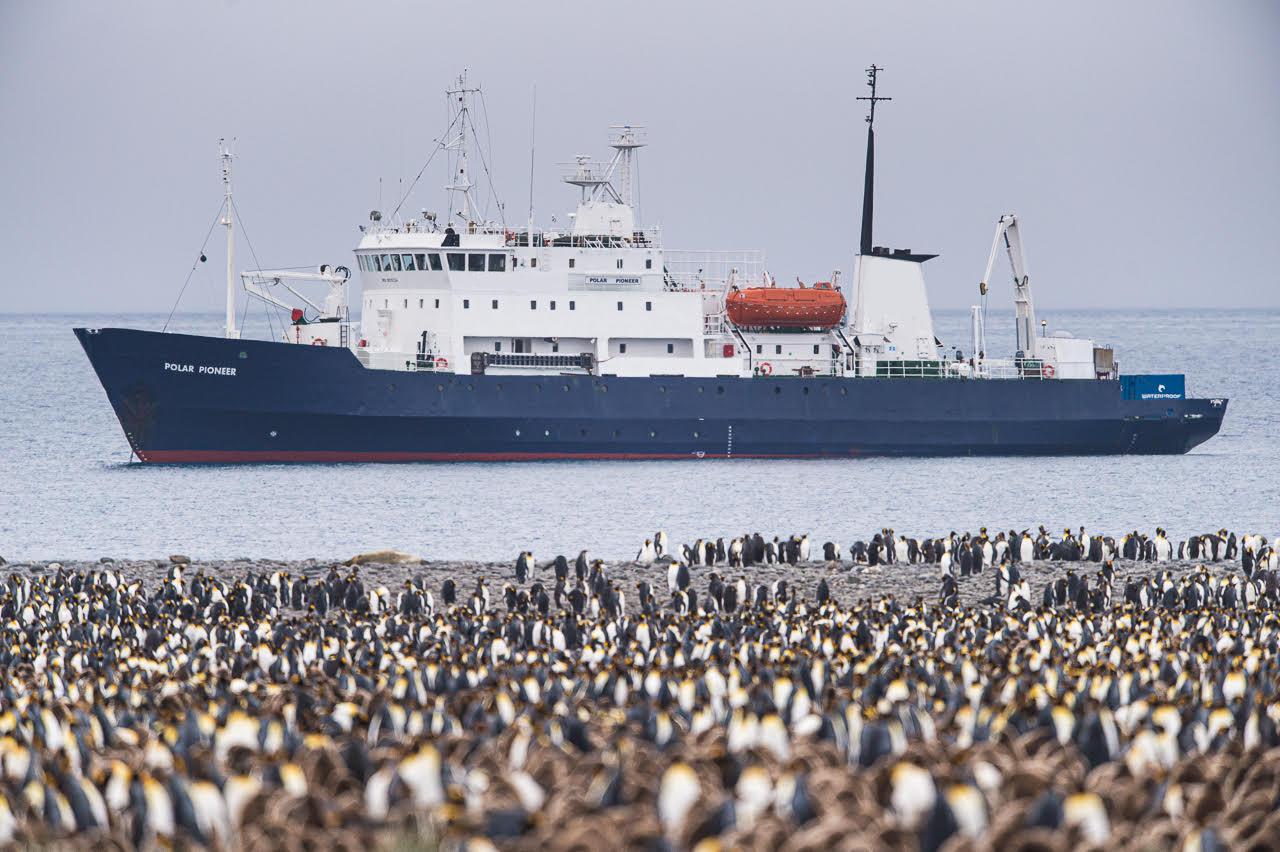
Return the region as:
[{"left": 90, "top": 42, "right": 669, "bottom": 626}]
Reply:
[{"left": 2, "top": 1, "right": 1277, "bottom": 314}]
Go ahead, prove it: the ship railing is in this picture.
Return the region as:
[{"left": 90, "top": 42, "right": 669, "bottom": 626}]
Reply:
[
  {"left": 750, "top": 356, "right": 844, "bottom": 378},
  {"left": 502, "top": 227, "right": 661, "bottom": 248},
  {"left": 703, "top": 313, "right": 729, "bottom": 335},
  {"left": 859, "top": 357, "right": 1048, "bottom": 380},
  {"left": 474, "top": 352, "right": 597, "bottom": 374},
  {"left": 362, "top": 221, "right": 664, "bottom": 248},
  {"left": 663, "top": 249, "right": 767, "bottom": 293}
]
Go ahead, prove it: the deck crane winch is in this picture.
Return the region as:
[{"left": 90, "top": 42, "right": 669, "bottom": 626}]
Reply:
[{"left": 979, "top": 213, "right": 1038, "bottom": 359}]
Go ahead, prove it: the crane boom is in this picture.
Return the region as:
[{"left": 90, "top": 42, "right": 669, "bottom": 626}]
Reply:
[{"left": 980, "top": 214, "right": 1037, "bottom": 357}]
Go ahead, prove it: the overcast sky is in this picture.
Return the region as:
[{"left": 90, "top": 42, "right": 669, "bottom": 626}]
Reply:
[{"left": 2, "top": 1, "right": 1277, "bottom": 315}]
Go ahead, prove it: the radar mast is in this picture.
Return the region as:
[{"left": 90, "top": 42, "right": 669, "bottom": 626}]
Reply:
[
  {"left": 445, "top": 72, "right": 483, "bottom": 227},
  {"left": 856, "top": 65, "right": 891, "bottom": 256}
]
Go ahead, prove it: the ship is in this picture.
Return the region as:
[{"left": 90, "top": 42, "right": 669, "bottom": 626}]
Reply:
[{"left": 76, "top": 68, "right": 1227, "bottom": 462}]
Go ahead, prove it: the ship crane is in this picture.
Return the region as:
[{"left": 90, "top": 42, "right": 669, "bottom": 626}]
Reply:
[
  {"left": 241, "top": 266, "right": 352, "bottom": 344},
  {"left": 980, "top": 213, "right": 1038, "bottom": 358}
]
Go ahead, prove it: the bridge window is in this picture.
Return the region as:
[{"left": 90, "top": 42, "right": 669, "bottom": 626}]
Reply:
[
  {"left": 447, "top": 253, "right": 465, "bottom": 272},
  {"left": 489, "top": 254, "right": 507, "bottom": 272},
  {"left": 414, "top": 254, "right": 426, "bottom": 270},
  {"left": 428, "top": 253, "right": 443, "bottom": 271},
  {"left": 469, "top": 254, "right": 486, "bottom": 272},
  {"left": 401, "top": 254, "right": 415, "bottom": 271},
  {"left": 391, "top": 255, "right": 403, "bottom": 272},
  {"left": 373, "top": 255, "right": 383, "bottom": 272}
]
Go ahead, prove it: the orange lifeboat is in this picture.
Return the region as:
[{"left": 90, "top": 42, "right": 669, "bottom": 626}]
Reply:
[{"left": 725, "top": 282, "right": 846, "bottom": 330}]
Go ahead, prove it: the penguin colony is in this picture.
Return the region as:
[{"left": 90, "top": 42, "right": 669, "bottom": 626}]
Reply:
[{"left": 0, "top": 526, "right": 1276, "bottom": 850}]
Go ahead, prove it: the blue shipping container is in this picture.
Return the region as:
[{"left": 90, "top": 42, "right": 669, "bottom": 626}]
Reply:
[{"left": 1121, "top": 374, "right": 1186, "bottom": 400}]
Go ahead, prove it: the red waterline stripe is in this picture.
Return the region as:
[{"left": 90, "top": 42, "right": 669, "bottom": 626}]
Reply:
[{"left": 138, "top": 450, "right": 833, "bottom": 463}]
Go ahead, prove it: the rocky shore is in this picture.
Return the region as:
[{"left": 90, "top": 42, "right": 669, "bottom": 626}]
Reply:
[{"left": 1, "top": 553, "right": 1213, "bottom": 609}]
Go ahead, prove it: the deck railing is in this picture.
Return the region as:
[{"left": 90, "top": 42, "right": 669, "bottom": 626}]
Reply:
[
  {"left": 859, "top": 357, "right": 1048, "bottom": 380},
  {"left": 663, "top": 250, "right": 766, "bottom": 292}
]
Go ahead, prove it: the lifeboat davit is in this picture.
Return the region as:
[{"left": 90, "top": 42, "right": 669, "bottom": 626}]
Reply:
[{"left": 725, "top": 282, "right": 846, "bottom": 330}]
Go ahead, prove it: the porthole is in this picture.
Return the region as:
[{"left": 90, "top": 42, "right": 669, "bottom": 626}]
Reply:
[
  {"left": 774, "top": 386, "right": 782, "bottom": 395},
  {"left": 436, "top": 384, "right": 444, "bottom": 392},
  {"left": 613, "top": 429, "right": 621, "bottom": 438},
  {"left": 580, "top": 428, "right": 588, "bottom": 437},
  {"left": 495, "top": 383, "right": 503, "bottom": 391},
  {"left": 535, "top": 384, "right": 543, "bottom": 392},
  {"left": 693, "top": 431, "right": 700, "bottom": 438},
  {"left": 649, "top": 430, "right": 656, "bottom": 438},
  {"left": 717, "top": 386, "right": 725, "bottom": 395},
  {"left": 515, "top": 429, "right": 521, "bottom": 437},
  {"left": 389, "top": 383, "right": 396, "bottom": 391},
  {"left": 659, "top": 386, "right": 667, "bottom": 393},
  {"left": 840, "top": 387, "right": 848, "bottom": 396},
  {"left": 802, "top": 387, "right": 810, "bottom": 395},
  {"left": 697, "top": 386, "right": 704, "bottom": 394},
  {"left": 238, "top": 351, "right": 248, "bottom": 360},
  {"left": 562, "top": 384, "right": 570, "bottom": 392},
  {"left": 598, "top": 384, "right": 608, "bottom": 393},
  {"left": 544, "top": 429, "right": 551, "bottom": 437}
]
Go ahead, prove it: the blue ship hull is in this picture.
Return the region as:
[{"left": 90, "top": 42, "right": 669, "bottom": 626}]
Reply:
[{"left": 74, "top": 327, "right": 1228, "bottom": 462}]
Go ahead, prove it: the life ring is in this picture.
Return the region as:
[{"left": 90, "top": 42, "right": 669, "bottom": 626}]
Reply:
[
  {"left": 311, "top": 338, "right": 327, "bottom": 347},
  {"left": 435, "top": 356, "right": 449, "bottom": 370},
  {"left": 759, "top": 362, "right": 773, "bottom": 376},
  {"left": 1041, "top": 363, "right": 1056, "bottom": 379}
]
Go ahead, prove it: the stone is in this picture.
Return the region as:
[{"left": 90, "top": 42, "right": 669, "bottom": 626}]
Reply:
[{"left": 346, "top": 549, "right": 424, "bottom": 566}]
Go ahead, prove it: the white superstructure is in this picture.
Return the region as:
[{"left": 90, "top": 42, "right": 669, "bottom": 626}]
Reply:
[{"left": 235, "top": 72, "right": 1116, "bottom": 384}]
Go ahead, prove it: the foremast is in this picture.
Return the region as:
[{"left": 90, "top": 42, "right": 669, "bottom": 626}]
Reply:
[{"left": 219, "top": 139, "right": 239, "bottom": 340}]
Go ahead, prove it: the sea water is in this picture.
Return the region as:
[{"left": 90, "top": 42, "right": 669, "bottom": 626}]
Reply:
[{"left": 1, "top": 309, "right": 1275, "bottom": 560}]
